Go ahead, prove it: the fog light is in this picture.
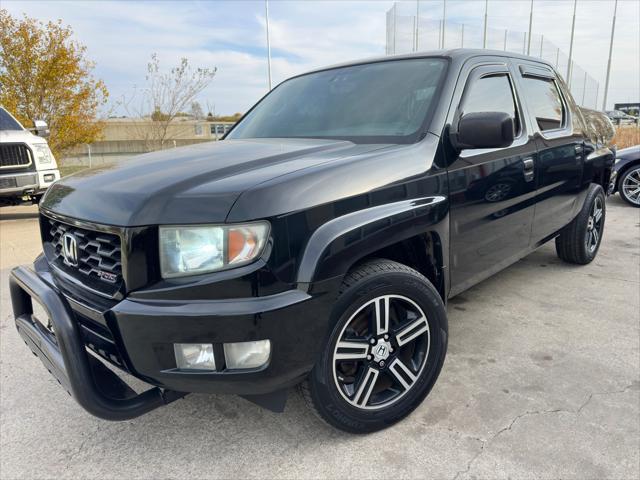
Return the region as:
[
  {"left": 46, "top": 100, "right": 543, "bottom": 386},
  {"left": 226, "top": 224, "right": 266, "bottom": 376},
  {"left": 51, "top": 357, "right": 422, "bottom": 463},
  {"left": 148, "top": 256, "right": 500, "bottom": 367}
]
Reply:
[
  {"left": 224, "top": 340, "right": 270, "bottom": 370},
  {"left": 174, "top": 343, "right": 216, "bottom": 370},
  {"left": 44, "top": 174, "right": 55, "bottom": 182}
]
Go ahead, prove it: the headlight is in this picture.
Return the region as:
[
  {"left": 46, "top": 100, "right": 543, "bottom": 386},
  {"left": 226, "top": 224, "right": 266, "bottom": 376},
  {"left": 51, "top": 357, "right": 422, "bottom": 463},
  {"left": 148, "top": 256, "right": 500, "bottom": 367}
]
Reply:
[
  {"left": 159, "top": 222, "right": 270, "bottom": 278},
  {"left": 32, "top": 144, "right": 53, "bottom": 164}
]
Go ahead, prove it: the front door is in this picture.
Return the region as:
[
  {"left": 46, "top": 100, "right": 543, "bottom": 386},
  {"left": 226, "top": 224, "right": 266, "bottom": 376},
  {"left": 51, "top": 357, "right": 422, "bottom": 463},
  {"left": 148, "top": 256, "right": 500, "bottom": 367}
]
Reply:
[{"left": 446, "top": 61, "right": 538, "bottom": 296}]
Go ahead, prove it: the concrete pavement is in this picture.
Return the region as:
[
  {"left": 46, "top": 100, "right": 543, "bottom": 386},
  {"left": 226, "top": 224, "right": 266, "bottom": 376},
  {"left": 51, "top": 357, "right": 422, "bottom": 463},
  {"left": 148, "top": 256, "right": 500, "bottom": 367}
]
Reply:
[{"left": 0, "top": 197, "right": 638, "bottom": 479}]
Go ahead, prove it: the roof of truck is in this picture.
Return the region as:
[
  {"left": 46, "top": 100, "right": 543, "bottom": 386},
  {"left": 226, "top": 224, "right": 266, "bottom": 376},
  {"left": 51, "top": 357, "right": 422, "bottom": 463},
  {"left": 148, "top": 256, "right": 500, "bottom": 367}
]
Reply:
[{"left": 306, "top": 48, "right": 555, "bottom": 75}]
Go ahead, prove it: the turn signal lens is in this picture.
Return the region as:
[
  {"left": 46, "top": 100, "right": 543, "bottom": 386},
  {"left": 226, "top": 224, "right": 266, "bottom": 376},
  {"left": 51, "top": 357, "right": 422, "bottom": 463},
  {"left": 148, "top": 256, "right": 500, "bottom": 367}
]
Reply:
[{"left": 227, "top": 226, "right": 263, "bottom": 265}]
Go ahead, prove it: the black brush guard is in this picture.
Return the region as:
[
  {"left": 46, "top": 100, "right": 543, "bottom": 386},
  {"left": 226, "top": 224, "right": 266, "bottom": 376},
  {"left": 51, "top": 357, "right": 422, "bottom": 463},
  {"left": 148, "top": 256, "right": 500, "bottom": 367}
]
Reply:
[{"left": 9, "top": 266, "right": 186, "bottom": 421}]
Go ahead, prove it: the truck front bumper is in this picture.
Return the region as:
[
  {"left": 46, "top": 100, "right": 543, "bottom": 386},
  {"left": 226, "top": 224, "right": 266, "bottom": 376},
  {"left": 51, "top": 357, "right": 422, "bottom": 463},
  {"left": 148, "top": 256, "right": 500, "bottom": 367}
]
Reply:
[
  {"left": 9, "top": 259, "right": 334, "bottom": 420},
  {"left": 0, "top": 169, "right": 60, "bottom": 197},
  {"left": 10, "top": 265, "right": 186, "bottom": 420}
]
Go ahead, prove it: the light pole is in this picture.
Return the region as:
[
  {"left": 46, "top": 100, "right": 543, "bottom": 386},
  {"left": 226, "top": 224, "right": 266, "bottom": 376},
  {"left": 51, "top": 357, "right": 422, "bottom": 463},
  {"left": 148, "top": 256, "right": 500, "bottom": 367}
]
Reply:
[
  {"left": 539, "top": 34, "right": 544, "bottom": 57},
  {"left": 265, "top": 0, "right": 273, "bottom": 91},
  {"left": 482, "top": 0, "right": 488, "bottom": 48},
  {"left": 602, "top": 0, "right": 618, "bottom": 111},
  {"left": 526, "top": 0, "right": 534, "bottom": 55},
  {"left": 442, "top": 0, "right": 447, "bottom": 49},
  {"left": 567, "top": 0, "right": 577, "bottom": 86},
  {"left": 393, "top": 3, "right": 397, "bottom": 54},
  {"left": 415, "top": 0, "right": 420, "bottom": 52}
]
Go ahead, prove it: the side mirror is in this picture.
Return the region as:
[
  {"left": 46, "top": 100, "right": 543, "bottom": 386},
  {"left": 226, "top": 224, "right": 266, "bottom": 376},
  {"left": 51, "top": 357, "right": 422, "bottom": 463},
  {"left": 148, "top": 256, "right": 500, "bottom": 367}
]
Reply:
[
  {"left": 33, "top": 119, "right": 50, "bottom": 138},
  {"left": 451, "top": 112, "right": 515, "bottom": 150}
]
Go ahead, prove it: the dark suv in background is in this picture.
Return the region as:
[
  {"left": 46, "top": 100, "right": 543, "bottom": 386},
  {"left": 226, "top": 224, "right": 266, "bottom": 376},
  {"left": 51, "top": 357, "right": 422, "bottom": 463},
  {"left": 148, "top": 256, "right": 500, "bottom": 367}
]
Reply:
[{"left": 10, "top": 49, "right": 614, "bottom": 433}]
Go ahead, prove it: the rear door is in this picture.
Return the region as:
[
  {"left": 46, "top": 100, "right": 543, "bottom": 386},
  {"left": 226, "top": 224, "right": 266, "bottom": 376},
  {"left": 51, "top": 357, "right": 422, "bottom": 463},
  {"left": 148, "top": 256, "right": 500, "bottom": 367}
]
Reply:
[
  {"left": 514, "top": 62, "right": 585, "bottom": 242},
  {"left": 446, "top": 60, "right": 538, "bottom": 296}
]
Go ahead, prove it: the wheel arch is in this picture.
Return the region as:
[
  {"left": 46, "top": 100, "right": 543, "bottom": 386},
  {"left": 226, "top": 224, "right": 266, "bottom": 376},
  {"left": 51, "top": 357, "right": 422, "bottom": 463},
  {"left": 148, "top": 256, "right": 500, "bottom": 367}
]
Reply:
[
  {"left": 586, "top": 146, "right": 615, "bottom": 191},
  {"left": 350, "top": 233, "right": 446, "bottom": 300},
  {"left": 296, "top": 196, "right": 449, "bottom": 300}
]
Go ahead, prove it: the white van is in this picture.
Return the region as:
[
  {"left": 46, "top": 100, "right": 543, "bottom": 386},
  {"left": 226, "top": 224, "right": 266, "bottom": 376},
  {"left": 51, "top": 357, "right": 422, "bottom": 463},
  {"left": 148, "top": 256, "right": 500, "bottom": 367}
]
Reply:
[{"left": 0, "top": 107, "right": 60, "bottom": 206}]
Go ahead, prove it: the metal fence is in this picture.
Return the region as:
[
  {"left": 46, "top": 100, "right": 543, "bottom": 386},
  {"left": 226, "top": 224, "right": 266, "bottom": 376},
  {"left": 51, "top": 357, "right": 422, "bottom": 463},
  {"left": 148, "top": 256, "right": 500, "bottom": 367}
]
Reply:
[{"left": 386, "top": 2, "right": 600, "bottom": 109}]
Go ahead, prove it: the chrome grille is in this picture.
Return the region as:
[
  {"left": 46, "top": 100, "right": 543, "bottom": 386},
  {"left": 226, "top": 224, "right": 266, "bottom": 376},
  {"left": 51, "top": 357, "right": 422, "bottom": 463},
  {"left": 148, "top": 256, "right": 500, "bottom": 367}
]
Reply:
[
  {"left": 45, "top": 217, "right": 123, "bottom": 291},
  {"left": 0, "top": 143, "right": 32, "bottom": 168}
]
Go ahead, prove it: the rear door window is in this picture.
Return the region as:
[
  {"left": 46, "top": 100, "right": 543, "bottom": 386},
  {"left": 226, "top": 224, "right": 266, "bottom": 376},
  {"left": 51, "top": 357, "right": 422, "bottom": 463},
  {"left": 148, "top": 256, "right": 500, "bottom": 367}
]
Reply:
[{"left": 521, "top": 77, "right": 565, "bottom": 131}]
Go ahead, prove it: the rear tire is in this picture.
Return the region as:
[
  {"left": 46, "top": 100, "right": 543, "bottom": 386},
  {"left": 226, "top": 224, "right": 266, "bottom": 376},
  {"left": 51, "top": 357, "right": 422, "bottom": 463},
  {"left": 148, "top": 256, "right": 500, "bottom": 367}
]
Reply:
[
  {"left": 300, "top": 259, "right": 448, "bottom": 433},
  {"left": 555, "top": 184, "right": 606, "bottom": 264}
]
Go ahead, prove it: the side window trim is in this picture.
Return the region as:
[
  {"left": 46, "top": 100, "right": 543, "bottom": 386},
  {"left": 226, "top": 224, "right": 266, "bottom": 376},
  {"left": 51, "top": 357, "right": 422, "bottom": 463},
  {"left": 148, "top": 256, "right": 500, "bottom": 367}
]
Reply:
[{"left": 519, "top": 64, "right": 555, "bottom": 80}]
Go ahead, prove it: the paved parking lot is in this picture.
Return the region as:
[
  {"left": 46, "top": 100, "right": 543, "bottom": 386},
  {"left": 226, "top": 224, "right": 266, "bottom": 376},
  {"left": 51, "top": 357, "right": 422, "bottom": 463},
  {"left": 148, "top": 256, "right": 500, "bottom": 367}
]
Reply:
[{"left": 1, "top": 197, "right": 638, "bottom": 479}]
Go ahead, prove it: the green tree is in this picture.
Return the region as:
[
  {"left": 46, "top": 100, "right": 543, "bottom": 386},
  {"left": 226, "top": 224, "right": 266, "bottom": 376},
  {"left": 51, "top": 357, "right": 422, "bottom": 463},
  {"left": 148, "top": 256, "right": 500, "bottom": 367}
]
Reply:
[{"left": 0, "top": 10, "right": 108, "bottom": 158}]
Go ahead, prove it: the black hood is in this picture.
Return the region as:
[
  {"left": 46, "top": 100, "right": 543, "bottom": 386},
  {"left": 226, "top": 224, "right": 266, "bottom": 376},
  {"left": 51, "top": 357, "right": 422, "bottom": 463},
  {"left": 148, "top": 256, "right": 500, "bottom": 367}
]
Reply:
[{"left": 42, "top": 138, "right": 388, "bottom": 226}]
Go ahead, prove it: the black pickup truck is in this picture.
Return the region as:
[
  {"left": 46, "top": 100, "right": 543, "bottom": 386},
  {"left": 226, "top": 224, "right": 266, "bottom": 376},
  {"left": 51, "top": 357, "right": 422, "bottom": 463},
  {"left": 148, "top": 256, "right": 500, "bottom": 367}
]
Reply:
[{"left": 10, "top": 49, "right": 614, "bottom": 433}]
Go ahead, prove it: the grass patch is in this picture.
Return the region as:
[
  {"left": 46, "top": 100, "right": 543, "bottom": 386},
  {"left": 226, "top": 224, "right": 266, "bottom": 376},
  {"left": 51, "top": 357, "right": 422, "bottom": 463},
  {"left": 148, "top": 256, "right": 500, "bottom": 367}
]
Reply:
[
  {"left": 612, "top": 125, "right": 640, "bottom": 150},
  {"left": 59, "top": 165, "right": 88, "bottom": 177}
]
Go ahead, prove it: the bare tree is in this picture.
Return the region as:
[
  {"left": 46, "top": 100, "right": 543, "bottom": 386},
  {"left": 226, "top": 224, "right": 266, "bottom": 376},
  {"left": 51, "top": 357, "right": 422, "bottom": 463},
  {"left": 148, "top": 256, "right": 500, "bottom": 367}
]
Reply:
[
  {"left": 126, "top": 54, "right": 216, "bottom": 149},
  {"left": 190, "top": 101, "right": 204, "bottom": 120}
]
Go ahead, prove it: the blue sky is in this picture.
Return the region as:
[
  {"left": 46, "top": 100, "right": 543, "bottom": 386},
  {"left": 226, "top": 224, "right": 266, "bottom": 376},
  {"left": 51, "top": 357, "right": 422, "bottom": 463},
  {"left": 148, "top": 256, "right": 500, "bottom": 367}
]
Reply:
[{"left": 3, "top": 0, "right": 638, "bottom": 114}]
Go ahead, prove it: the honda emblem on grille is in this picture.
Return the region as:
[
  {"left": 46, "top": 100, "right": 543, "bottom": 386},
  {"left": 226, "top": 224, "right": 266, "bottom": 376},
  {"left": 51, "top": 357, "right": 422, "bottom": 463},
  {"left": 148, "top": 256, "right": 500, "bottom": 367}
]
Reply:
[{"left": 62, "top": 233, "right": 78, "bottom": 267}]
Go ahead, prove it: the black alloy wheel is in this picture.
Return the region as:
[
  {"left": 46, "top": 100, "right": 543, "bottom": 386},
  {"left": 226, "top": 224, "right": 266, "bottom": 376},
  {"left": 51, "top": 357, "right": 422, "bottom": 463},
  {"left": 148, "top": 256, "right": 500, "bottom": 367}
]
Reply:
[{"left": 301, "top": 259, "right": 448, "bottom": 433}]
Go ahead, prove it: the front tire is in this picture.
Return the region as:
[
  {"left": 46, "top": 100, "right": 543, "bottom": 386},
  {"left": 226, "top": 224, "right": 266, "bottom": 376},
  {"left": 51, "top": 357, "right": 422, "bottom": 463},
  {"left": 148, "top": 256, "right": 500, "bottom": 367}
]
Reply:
[
  {"left": 555, "top": 184, "right": 606, "bottom": 264},
  {"left": 300, "top": 259, "right": 448, "bottom": 433},
  {"left": 618, "top": 165, "right": 640, "bottom": 207}
]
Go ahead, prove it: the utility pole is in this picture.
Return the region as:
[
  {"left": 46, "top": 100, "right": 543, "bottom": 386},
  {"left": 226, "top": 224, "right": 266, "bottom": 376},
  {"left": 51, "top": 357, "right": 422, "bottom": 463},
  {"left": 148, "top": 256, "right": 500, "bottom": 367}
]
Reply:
[
  {"left": 265, "top": 0, "right": 272, "bottom": 90},
  {"left": 482, "top": 0, "right": 488, "bottom": 48},
  {"left": 567, "top": 0, "right": 577, "bottom": 85},
  {"left": 602, "top": 0, "right": 617, "bottom": 111},
  {"left": 526, "top": 0, "right": 534, "bottom": 55}
]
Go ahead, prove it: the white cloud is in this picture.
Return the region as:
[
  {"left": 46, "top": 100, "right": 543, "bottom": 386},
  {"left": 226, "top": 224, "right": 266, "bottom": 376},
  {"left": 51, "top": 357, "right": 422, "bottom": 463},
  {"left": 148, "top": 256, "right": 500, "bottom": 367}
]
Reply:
[{"left": 2, "top": 0, "right": 637, "bottom": 112}]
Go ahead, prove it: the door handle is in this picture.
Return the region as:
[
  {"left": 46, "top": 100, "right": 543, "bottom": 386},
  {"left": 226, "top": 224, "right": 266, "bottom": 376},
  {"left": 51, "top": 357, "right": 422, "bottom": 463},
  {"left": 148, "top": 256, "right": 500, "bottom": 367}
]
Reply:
[{"left": 523, "top": 157, "right": 535, "bottom": 182}]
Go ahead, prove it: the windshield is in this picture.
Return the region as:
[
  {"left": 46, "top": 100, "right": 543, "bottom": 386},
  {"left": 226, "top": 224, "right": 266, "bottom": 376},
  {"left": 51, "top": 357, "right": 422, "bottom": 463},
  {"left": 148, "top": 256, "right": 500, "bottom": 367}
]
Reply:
[
  {"left": 0, "top": 108, "right": 24, "bottom": 131},
  {"left": 228, "top": 58, "right": 447, "bottom": 144}
]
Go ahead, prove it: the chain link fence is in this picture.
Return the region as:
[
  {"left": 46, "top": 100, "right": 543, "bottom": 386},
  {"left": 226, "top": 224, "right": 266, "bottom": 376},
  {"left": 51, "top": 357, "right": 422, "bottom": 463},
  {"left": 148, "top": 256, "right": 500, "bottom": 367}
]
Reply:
[{"left": 386, "top": 2, "right": 600, "bottom": 109}]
